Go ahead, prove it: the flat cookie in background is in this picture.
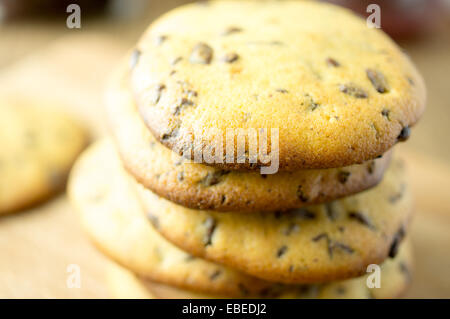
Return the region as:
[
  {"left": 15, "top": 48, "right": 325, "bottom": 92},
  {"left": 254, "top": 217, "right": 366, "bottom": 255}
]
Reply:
[
  {"left": 137, "top": 160, "right": 412, "bottom": 284},
  {"left": 107, "top": 240, "right": 413, "bottom": 299},
  {"left": 68, "top": 139, "right": 296, "bottom": 297},
  {"left": 131, "top": 0, "right": 425, "bottom": 170},
  {"left": 0, "top": 96, "right": 88, "bottom": 214},
  {"left": 106, "top": 67, "right": 392, "bottom": 212}
]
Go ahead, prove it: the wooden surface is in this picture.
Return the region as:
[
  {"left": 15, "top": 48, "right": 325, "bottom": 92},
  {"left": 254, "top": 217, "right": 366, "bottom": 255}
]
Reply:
[{"left": 0, "top": 33, "right": 449, "bottom": 299}]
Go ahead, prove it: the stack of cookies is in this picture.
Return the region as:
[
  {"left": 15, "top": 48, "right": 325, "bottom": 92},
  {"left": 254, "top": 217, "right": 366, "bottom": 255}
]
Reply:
[{"left": 69, "top": 1, "right": 426, "bottom": 299}]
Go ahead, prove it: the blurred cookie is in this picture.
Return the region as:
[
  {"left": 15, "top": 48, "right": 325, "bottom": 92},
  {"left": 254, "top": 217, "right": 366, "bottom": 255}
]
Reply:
[
  {"left": 107, "top": 240, "right": 413, "bottom": 299},
  {"left": 0, "top": 96, "right": 88, "bottom": 214},
  {"left": 136, "top": 159, "right": 412, "bottom": 284},
  {"left": 106, "top": 66, "right": 392, "bottom": 212},
  {"left": 69, "top": 139, "right": 301, "bottom": 297},
  {"left": 130, "top": 0, "right": 425, "bottom": 170}
]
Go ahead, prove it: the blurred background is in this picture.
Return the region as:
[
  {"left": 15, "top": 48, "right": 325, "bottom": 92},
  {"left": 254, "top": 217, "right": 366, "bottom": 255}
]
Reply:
[{"left": 0, "top": 0, "right": 449, "bottom": 298}]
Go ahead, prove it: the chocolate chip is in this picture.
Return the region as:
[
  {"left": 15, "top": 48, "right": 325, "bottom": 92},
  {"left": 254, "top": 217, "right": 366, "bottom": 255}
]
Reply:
[
  {"left": 177, "top": 171, "right": 184, "bottom": 182},
  {"left": 284, "top": 223, "right": 299, "bottom": 236},
  {"left": 203, "top": 217, "right": 217, "bottom": 246},
  {"left": 275, "top": 88, "right": 288, "bottom": 94},
  {"left": 297, "top": 185, "right": 309, "bottom": 202},
  {"left": 171, "top": 56, "right": 182, "bottom": 65},
  {"left": 292, "top": 208, "right": 316, "bottom": 220},
  {"left": 399, "top": 262, "right": 412, "bottom": 282},
  {"left": 209, "top": 270, "right": 221, "bottom": 280},
  {"left": 389, "top": 184, "right": 405, "bottom": 203},
  {"left": 388, "top": 227, "right": 406, "bottom": 258},
  {"left": 155, "top": 35, "right": 168, "bottom": 46},
  {"left": 147, "top": 212, "right": 159, "bottom": 229},
  {"left": 172, "top": 97, "right": 194, "bottom": 115},
  {"left": 367, "top": 161, "right": 376, "bottom": 174},
  {"left": 381, "top": 108, "right": 390, "bottom": 119},
  {"left": 348, "top": 211, "right": 375, "bottom": 230},
  {"left": 331, "top": 241, "right": 354, "bottom": 256},
  {"left": 366, "top": 69, "right": 389, "bottom": 93},
  {"left": 129, "top": 49, "right": 141, "bottom": 69},
  {"left": 238, "top": 284, "right": 249, "bottom": 296},
  {"left": 312, "top": 233, "right": 328, "bottom": 242},
  {"left": 184, "top": 89, "right": 198, "bottom": 99},
  {"left": 312, "top": 233, "right": 335, "bottom": 257},
  {"left": 200, "top": 170, "right": 230, "bottom": 186},
  {"left": 397, "top": 126, "right": 411, "bottom": 142},
  {"left": 326, "top": 58, "right": 340, "bottom": 67},
  {"left": 190, "top": 42, "right": 213, "bottom": 64},
  {"left": 303, "top": 93, "right": 320, "bottom": 111},
  {"left": 336, "top": 286, "right": 346, "bottom": 295},
  {"left": 339, "top": 83, "right": 368, "bottom": 98},
  {"left": 149, "top": 84, "right": 165, "bottom": 105},
  {"left": 276, "top": 245, "right": 288, "bottom": 258},
  {"left": 221, "top": 195, "right": 227, "bottom": 204},
  {"left": 259, "top": 287, "right": 279, "bottom": 298},
  {"left": 312, "top": 233, "right": 353, "bottom": 258},
  {"left": 222, "top": 52, "right": 239, "bottom": 63},
  {"left": 309, "top": 101, "right": 319, "bottom": 111},
  {"left": 299, "top": 285, "right": 320, "bottom": 298},
  {"left": 337, "top": 171, "right": 351, "bottom": 184},
  {"left": 325, "top": 203, "right": 338, "bottom": 221},
  {"left": 221, "top": 26, "right": 242, "bottom": 36},
  {"left": 160, "top": 124, "right": 180, "bottom": 141},
  {"left": 161, "top": 132, "right": 172, "bottom": 141}
]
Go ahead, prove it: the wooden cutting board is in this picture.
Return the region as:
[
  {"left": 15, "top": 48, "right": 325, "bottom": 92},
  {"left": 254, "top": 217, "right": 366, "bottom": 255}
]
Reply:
[{"left": 0, "top": 34, "right": 449, "bottom": 298}]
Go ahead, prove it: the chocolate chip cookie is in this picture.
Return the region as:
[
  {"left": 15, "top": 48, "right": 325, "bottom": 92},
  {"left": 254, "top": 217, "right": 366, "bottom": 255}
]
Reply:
[
  {"left": 130, "top": 0, "right": 425, "bottom": 170},
  {"left": 106, "top": 66, "right": 392, "bottom": 212},
  {"left": 136, "top": 159, "right": 412, "bottom": 284},
  {"left": 68, "top": 139, "right": 310, "bottom": 297},
  {"left": 0, "top": 95, "right": 88, "bottom": 214},
  {"left": 107, "top": 239, "right": 413, "bottom": 299}
]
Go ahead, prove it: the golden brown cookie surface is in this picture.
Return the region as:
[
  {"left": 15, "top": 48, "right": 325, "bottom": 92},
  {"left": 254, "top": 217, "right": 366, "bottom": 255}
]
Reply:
[
  {"left": 0, "top": 96, "right": 88, "bottom": 214},
  {"left": 107, "top": 240, "right": 413, "bottom": 299},
  {"left": 136, "top": 160, "right": 412, "bottom": 284},
  {"left": 106, "top": 67, "right": 392, "bottom": 212},
  {"left": 131, "top": 0, "right": 425, "bottom": 170}
]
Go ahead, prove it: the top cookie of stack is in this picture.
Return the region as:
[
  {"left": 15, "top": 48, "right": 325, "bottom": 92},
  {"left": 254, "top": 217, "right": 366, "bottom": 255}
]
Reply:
[
  {"left": 128, "top": 0, "right": 425, "bottom": 171},
  {"left": 90, "top": 0, "right": 425, "bottom": 294},
  {"left": 107, "top": 0, "right": 425, "bottom": 213}
]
